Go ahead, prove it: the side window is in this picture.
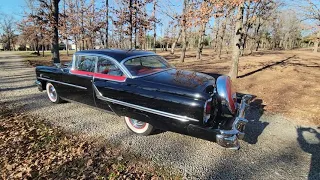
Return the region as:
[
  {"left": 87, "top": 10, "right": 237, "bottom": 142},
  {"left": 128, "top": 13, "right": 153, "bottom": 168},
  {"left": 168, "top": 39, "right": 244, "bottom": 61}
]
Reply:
[
  {"left": 97, "top": 57, "right": 124, "bottom": 76},
  {"left": 75, "top": 55, "right": 96, "bottom": 72}
]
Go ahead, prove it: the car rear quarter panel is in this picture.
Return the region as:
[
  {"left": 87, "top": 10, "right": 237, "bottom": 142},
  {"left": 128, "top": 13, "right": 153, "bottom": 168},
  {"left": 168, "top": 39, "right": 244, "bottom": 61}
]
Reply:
[
  {"left": 94, "top": 78, "right": 211, "bottom": 132},
  {"left": 35, "top": 66, "right": 62, "bottom": 90}
]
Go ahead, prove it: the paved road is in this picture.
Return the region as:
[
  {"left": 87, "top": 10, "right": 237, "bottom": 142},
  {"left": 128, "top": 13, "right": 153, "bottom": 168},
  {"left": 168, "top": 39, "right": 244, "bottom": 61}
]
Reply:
[{"left": 0, "top": 52, "right": 319, "bottom": 179}]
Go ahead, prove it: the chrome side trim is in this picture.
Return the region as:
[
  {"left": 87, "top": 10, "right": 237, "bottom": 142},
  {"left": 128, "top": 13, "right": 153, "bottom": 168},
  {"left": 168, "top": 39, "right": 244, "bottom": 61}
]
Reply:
[
  {"left": 37, "top": 77, "right": 87, "bottom": 90},
  {"left": 93, "top": 84, "right": 199, "bottom": 122}
]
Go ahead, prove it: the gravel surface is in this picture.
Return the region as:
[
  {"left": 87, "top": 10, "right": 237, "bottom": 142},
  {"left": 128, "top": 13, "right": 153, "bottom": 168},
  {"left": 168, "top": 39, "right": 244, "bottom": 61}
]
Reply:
[{"left": 1, "top": 52, "right": 319, "bottom": 180}]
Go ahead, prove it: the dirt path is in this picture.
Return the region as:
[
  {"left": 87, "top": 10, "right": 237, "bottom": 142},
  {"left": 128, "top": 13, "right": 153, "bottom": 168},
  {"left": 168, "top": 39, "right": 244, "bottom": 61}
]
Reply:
[{"left": 0, "top": 51, "right": 319, "bottom": 179}]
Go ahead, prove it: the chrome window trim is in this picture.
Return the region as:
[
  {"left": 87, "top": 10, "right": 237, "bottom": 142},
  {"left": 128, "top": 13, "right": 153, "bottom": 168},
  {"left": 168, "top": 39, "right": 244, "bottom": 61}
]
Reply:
[
  {"left": 38, "top": 77, "right": 87, "bottom": 90},
  {"left": 75, "top": 52, "right": 132, "bottom": 78},
  {"left": 120, "top": 54, "right": 173, "bottom": 79},
  {"left": 71, "top": 54, "right": 97, "bottom": 74},
  {"left": 93, "top": 84, "right": 199, "bottom": 122}
]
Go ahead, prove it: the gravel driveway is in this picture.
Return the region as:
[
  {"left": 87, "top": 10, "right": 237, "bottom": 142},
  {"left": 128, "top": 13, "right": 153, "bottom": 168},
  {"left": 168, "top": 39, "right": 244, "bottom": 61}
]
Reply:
[{"left": 0, "top": 52, "right": 319, "bottom": 179}]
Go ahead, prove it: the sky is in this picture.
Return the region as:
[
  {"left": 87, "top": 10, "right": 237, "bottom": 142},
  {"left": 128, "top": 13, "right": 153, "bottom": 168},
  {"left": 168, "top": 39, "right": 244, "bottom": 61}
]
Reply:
[
  {"left": 0, "top": 0, "right": 182, "bottom": 36},
  {"left": 0, "top": 0, "right": 318, "bottom": 36},
  {"left": 0, "top": 0, "right": 27, "bottom": 19}
]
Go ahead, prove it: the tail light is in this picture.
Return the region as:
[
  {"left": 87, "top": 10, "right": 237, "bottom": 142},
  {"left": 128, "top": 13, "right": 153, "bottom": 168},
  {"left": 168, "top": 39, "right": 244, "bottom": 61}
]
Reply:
[
  {"left": 203, "top": 98, "right": 212, "bottom": 123},
  {"left": 205, "top": 101, "right": 211, "bottom": 114}
]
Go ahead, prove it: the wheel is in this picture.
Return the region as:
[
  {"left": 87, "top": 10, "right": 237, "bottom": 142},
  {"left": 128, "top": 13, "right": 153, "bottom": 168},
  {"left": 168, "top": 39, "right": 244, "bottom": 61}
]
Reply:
[
  {"left": 46, "top": 82, "right": 62, "bottom": 103},
  {"left": 124, "top": 116, "right": 154, "bottom": 136}
]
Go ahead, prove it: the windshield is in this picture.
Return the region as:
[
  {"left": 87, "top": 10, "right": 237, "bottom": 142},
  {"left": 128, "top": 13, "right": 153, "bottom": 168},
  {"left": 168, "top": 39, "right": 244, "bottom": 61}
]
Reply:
[{"left": 123, "top": 55, "right": 173, "bottom": 77}]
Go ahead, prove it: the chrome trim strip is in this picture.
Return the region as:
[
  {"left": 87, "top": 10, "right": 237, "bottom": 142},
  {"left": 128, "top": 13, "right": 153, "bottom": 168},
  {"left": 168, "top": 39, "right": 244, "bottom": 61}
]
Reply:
[
  {"left": 119, "top": 53, "right": 156, "bottom": 65},
  {"left": 93, "top": 84, "right": 199, "bottom": 122},
  {"left": 38, "top": 77, "right": 87, "bottom": 90},
  {"left": 120, "top": 54, "right": 173, "bottom": 79}
]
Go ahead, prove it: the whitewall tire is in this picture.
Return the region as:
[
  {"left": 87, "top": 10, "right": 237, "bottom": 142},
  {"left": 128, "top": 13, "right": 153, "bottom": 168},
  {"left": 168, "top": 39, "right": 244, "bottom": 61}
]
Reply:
[
  {"left": 124, "top": 116, "right": 154, "bottom": 136},
  {"left": 46, "top": 82, "right": 62, "bottom": 103}
]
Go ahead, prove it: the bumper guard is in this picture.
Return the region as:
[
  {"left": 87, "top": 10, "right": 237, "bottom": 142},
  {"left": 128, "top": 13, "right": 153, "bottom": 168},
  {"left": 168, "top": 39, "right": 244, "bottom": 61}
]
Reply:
[
  {"left": 35, "top": 80, "right": 43, "bottom": 92},
  {"left": 216, "top": 94, "right": 252, "bottom": 150}
]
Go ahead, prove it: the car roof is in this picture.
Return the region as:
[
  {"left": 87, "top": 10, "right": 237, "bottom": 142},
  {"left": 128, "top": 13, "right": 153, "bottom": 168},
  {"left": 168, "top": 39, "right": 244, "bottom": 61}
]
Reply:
[{"left": 75, "top": 49, "right": 156, "bottom": 62}]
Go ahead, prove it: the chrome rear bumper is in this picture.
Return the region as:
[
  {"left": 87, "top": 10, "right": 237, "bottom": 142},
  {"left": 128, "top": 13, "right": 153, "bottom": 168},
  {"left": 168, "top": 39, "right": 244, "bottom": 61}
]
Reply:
[{"left": 216, "top": 94, "right": 252, "bottom": 150}]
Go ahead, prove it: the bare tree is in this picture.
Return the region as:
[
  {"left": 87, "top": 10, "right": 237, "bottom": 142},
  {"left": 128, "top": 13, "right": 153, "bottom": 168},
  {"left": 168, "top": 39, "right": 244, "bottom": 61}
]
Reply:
[
  {"left": 180, "top": 0, "right": 188, "bottom": 62},
  {"left": 217, "top": 7, "right": 232, "bottom": 59},
  {"left": 195, "top": 1, "right": 214, "bottom": 60},
  {"left": 300, "top": 0, "right": 320, "bottom": 52},
  {"left": 0, "top": 15, "right": 16, "bottom": 51}
]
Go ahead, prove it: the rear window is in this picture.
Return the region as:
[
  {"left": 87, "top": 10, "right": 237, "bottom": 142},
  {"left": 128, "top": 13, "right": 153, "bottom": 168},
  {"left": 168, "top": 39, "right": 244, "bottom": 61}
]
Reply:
[{"left": 124, "top": 55, "right": 172, "bottom": 76}]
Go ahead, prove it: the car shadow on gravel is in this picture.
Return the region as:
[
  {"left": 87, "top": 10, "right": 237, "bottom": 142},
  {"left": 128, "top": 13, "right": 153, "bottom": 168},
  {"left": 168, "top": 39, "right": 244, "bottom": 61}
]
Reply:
[
  {"left": 243, "top": 98, "right": 269, "bottom": 145},
  {"left": 297, "top": 127, "right": 320, "bottom": 179}
]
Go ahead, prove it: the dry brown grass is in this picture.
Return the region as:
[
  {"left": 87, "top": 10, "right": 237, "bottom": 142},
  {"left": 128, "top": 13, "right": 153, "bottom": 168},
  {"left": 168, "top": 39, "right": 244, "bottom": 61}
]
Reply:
[
  {"left": 20, "top": 48, "right": 320, "bottom": 125},
  {"left": 159, "top": 48, "right": 320, "bottom": 126}
]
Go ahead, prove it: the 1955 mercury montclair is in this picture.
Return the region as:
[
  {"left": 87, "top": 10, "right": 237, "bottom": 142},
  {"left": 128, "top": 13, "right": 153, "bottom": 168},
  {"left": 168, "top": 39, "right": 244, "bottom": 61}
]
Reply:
[{"left": 35, "top": 49, "right": 252, "bottom": 149}]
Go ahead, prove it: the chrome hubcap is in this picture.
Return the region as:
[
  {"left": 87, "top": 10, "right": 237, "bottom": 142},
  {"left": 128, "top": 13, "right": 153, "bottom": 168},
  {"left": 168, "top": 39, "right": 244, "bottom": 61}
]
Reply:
[
  {"left": 48, "top": 85, "right": 57, "bottom": 101},
  {"left": 129, "top": 118, "right": 146, "bottom": 129}
]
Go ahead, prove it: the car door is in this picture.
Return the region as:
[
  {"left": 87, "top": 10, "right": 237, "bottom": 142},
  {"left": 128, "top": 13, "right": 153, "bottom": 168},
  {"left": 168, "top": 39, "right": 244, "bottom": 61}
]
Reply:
[
  {"left": 93, "top": 56, "right": 127, "bottom": 112},
  {"left": 59, "top": 54, "right": 96, "bottom": 106}
]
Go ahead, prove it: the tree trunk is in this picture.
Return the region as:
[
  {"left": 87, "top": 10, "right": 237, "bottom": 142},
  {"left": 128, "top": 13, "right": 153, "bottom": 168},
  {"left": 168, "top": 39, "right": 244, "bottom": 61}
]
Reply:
[
  {"left": 217, "top": 10, "right": 230, "bottom": 59},
  {"left": 105, "top": 0, "right": 109, "bottom": 48},
  {"left": 196, "top": 23, "right": 206, "bottom": 60},
  {"left": 153, "top": 0, "right": 156, "bottom": 52},
  {"left": 213, "top": 18, "right": 220, "bottom": 52},
  {"left": 314, "top": 31, "right": 320, "bottom": 53},
  {"left": 42, "top": 41, "right": 45, "bottom": 57},
  {"left": 171, "top": 29, "right": 181, "bottom": 55},
  {"left": 36, "top": 37, "right": 40, "bottom": 56},
  {"left": 229, "top": 2, "right": 244, "bottom": 80},
  {"left": 179, "top": 0, "right": 188, "bottom": 63},
  {"left": 52, "top": 0, "right": 60, "bottom": 64},
  {"left": 134, "top": 0, "right": 137, "bottom": 49},
  {"left": 240, "top": 6, "right": 250, "bottom": 56},
  {"left": 129, "top": 0, "right": 133, "bottom": 49}
]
